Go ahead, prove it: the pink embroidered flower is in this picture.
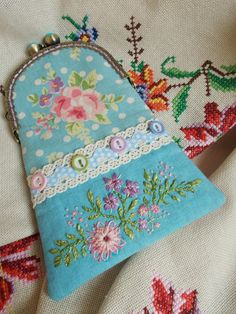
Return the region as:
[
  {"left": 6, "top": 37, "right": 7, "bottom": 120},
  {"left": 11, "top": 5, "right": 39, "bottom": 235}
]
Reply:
[
  {"left": 39, "top": 94, "right": 52, "bottom": 107},
  {"left": 103, "top": 193, "right": 119, "bottom": 210},
  {"left": 51, "top": 86, "right": 106, "bottom": 122},
  {"left": 138, "top": 218, "right": 148, "bottom": 230},
  {"left": 151, "top": 205, "right": 159, "bottom": 214},
  {"left": 88, "top": 221, "right": 125, "bottom": 261},
  {"left": 49, "top": 77, "right": 64, "bottom": 93},
  {"left": 123, "top": 180, "right": 139, "bottom": 197},
  {"left": 103, "top": 173, "right": 123, "bottom": 192},
  {"left": 138, "top": 205, "right": 148, "bottom": 216}
]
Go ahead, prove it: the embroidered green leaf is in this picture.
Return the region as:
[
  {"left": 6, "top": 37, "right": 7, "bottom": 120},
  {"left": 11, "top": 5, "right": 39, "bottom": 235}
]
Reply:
[
  {"left": 127, "top": 199, "right": 138, "bottom": 212},
  {"left": 128, "top": 212, "right": 136, "bottom": 220},
  {"left": 171, "top": 195, "right": 180, "bottom": 202},
  {"left": 172, "top": 85, "right": 191, "bottom": 122},
  {"left": 144, "top": 189, "right": 152, "bottom": 195},
  {"left": 82, "top": 206, "right": 93, "bottom": 213},
  {"left": 27, "top": 94, "right": 39, "bottom": 105},
  {"left": 208, "top": 71, "right": 236, "bottom": 92},
  {"left": 81, "top": 245, "right": 87, "bottom": 257},
  {"left": 54, "top": 255, "right": 62, "bottom": 267},
  {"left": 48, "top": 248, "right": 60, "bottom": 254},
  {"left": 118, "top": 207, "right": 123, "bottom": 219},
  {"left": 144, "top": 169, "right": 151, "bottom": 181},
  {"left": 76, "top": 224, "right": 85, "bottom": 237},
  {"left": 143, "top": 181, "right": 151, "bottom": 189},
  {"left": 95, "top": 197, "right": 102, "bottom": 210},
  {"left": 161, "top": 56, "right": 200, "bottom": 78},
  {"left": 70, "top": 47, "right": 80, "bottom": 61},
  {"left": 72, "top": 247, "right": 79, "bottom": 260},
  {"left": 87, "top": 190, "right": 94, "bottom": 204},
  {"left": 68, "top": 71, "right": 83, "bottom": 87},
  {"left": 124, "top": 224, "right": 135, "bottom": 240},
  {"left": 95, "top": 114, "right": 111, "bottom": 124},
  {"left": 220, "top": 64, "right": 236, "bottom": 73},
  {"left": 85, "top": 70, "right": 97, "bottom": 88},
  {"left": 64, "top": 252, "right": 71, "bottom": 266},
  {"left": 66, "top": 233, "right": 76, "bottom": 240},
  {"left": 55, "top": 240, "right": 68, "bottom": 246},
  {"left": 143, "top": 196, "right": 149, "bottom": 206},
  {"left": 187, "top": 179, "right": 202, "bottom": 186},
  {"left": 88, "top": 214, "right": 100, "bottom": 220}
]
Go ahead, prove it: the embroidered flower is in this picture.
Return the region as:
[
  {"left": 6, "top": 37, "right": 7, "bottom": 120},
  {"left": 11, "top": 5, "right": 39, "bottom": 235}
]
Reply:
[
  {"left": 138, "top": 205, "right": 148, "bottom": 216},
  {"left": 151, "top": 205, "right": 159, "bottom": 214},
  {"left": 123, "top": 180, "right": 139, "bottom": 197},
  {"left": 103, "top": 193, "right": 119, "bottom": 210},
  {"left": 49, "top": 77, "right": 64, "bottom": 93},
  {"left": 88, "top": 221, "right": 125, "bottom": 261},
  {"left": 76, "top": 28, "right": 98, "bottom": 43},
  {"left": 51, "top": 87, "right": 106, "bottom": 122},
  {"left": 39, "top": 94, "right": 52, "bottom": 107},
  {"left": 138, "top": 218, "right": 148, "bottom": 230},
  {"left": 103, "top": 173, "right": 123, "bottom": 192}
]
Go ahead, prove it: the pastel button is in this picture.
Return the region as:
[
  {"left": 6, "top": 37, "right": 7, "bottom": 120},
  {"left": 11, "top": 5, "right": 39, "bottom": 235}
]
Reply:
[
  {"left": 31, "top": 172, "right": 47, "bottom": 191},
  {"left": 71, "top": 154, "right": 88, "bottom": 172},
  {"left": 110, "top": 136, "right": 127, "bottom": 153},
  {"left": 148, "top": 120, "right": 165, "bottom": 135}
]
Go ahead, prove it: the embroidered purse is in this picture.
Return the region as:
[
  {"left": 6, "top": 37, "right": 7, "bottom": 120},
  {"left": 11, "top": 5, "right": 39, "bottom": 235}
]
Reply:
[{"left": 4, "top": 38, "right": 225, "bottom": 300}]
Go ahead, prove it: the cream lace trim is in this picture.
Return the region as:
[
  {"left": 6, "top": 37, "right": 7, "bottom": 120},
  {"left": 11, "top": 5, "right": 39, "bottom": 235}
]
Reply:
[{"left": 29, "top": 120, "right": 172, "bottom": 207}]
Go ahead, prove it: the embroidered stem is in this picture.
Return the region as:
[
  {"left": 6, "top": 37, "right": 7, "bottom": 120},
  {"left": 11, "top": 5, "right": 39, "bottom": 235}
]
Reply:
[
  {"left": 62, "top": 15, "right": 81, "bottom": 31},
  {"left": 125, "top": 16, "right": 144, "bottom": 64}
]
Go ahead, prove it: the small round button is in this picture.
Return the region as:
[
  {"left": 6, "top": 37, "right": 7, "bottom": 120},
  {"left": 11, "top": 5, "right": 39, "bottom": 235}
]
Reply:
[
  {"left": 110, "top": 136, "right": 127, "bottom": 153},
  {"left": 148, "top": 120, "right": 165, "bottom": 135},
  {"left": 71, "top": 154, "right": 89, "bottom": 172},
  {"left": 31, "top": 172, "right": 47, "bottom": 191}
]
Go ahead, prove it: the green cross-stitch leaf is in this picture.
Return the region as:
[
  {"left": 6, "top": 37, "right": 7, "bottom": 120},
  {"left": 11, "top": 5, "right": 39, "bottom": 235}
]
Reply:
[
  {"left": 161, "top": 56, "right": 201, "bottom": 78},
  {"left": 208, "top": 71, "right": 236, "bottom": 92},
  {"left": 68, "top": 71, "right": 83, "bottom": 87},
  {"left": 172, "top": 85, "right": 191, "bottom": 122},
  {"left": 220, "top": 64, "right": 236, "bottom": 73}
]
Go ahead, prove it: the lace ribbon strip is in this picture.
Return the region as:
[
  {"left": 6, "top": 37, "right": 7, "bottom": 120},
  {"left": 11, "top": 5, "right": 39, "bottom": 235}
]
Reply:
[{"left": 28, "top": 120, "right": 172, "bottom": 207}]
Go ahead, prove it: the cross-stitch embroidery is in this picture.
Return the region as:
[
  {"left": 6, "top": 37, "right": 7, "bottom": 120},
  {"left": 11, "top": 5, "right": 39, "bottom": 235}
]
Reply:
[
  {"left": 0, "top": 234, "right": 40, "bottom": 313},
  {"left": 131, "top": 274, "right": 200, "bottom": 314}
]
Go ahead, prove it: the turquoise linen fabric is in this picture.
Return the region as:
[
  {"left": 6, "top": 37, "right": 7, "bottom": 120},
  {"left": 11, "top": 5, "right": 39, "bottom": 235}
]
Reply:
[
  {"left": 36, "top": 143, "right": 224, "bottom": 300},
  {"left": 10, "top": 43, "right": 225, "bottom": 300}
]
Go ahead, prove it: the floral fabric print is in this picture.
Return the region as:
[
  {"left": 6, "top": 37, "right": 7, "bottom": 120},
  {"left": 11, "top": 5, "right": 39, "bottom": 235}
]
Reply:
[{"left": 13, "top": 45, "right": 153, "bottom": 175}]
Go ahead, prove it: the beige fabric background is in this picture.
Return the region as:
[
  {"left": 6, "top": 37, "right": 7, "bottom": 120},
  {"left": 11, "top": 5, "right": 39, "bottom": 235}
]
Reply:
[
  {"left": 0, "top": 0, "right": 235, "bottom": 246},
  {"left": 0, "top": 1, "right": 235, "bottom": 313}
]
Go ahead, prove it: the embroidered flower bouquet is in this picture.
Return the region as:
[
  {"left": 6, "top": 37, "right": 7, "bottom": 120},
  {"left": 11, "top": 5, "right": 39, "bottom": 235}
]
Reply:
[{"left": 5, "top": 42, "right": 225, "bottom": 300}]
